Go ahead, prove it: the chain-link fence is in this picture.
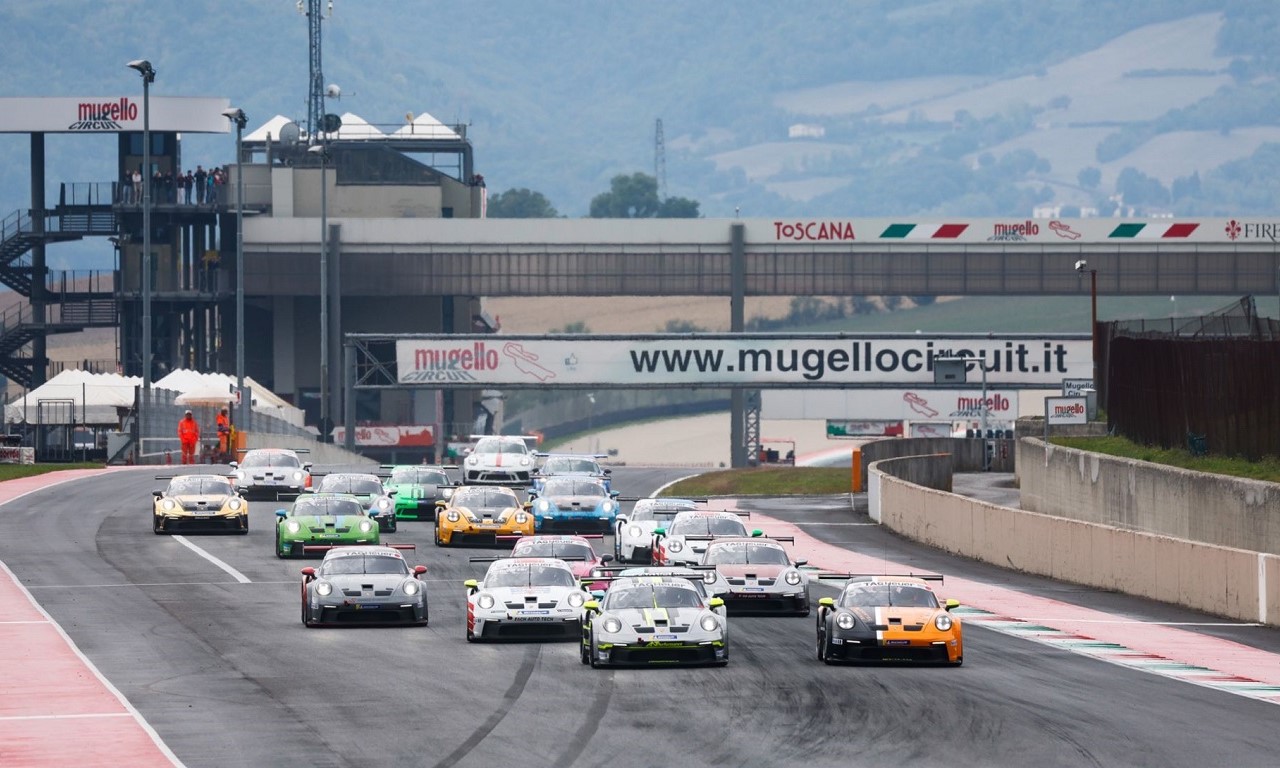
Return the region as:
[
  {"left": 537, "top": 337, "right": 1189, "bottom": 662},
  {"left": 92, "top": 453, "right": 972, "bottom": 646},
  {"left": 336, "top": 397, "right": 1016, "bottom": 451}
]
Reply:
[{"left": 121, "top": 387, "right": 317, "bottom": 464}]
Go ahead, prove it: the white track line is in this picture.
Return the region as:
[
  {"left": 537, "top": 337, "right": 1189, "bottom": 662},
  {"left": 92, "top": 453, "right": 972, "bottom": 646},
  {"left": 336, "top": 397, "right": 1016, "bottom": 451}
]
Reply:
[{"left": 171, "top": 536, "right": 252, "bottom": 584}]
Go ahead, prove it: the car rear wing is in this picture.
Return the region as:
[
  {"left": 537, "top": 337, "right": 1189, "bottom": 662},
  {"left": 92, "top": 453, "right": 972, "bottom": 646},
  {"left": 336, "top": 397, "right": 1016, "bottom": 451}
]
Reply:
[
  {"left": 614, "top": 496, "right": 710, "bottom": 503},
  {"left": 533, "top": 452, "right": 609, "bottom": 459},
  {"left": 815, "top": 572, "right": 944, "bottom": 582},
  {"left": 468, "top": 555, "right": 588, "bottom": 564}
]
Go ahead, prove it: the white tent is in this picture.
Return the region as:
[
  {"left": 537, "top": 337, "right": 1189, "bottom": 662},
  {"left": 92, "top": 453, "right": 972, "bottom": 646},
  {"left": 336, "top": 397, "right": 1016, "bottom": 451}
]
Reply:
[
  {"left": 393, "top": 111, "right": 461, "bottom": 140},
  {"left": 4, "top": 370, "right": 141, "bottom": 425},
  {"left": 334, "top": 112, "right": 385, "bottom": 140},
  {"left": 244, "top": 114, "right": 301, "bottom": 143},
  {"left": 155, "top": 370, "right": 305, "bottom": 427}
]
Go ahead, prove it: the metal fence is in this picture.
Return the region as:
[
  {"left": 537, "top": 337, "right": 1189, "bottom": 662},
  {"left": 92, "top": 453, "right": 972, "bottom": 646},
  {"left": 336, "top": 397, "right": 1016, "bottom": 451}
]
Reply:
[{"left": 123, "top": 387, "right": 317, "bottom": 464}]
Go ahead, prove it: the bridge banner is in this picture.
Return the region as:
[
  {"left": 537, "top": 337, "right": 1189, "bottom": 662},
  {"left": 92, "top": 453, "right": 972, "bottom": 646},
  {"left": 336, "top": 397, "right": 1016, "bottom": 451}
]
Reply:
[{"left": 394, "top": 334, "right": 1090, "bottom": 388}]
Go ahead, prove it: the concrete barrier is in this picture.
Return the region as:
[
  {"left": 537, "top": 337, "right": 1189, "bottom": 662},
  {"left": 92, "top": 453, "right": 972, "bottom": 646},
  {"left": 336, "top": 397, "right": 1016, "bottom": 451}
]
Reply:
[
  {"left": 860, "top": 436, "right": 1013, "bottom": 480},
  {"left": 1018, "top": 437, "right": 1280, "bottom": 555},
  {"left": 244, "top": 433, "right": 372, "bottom": 466},
  {"left": 870, "top": 454, "right": 1279, "bottom": 625}
]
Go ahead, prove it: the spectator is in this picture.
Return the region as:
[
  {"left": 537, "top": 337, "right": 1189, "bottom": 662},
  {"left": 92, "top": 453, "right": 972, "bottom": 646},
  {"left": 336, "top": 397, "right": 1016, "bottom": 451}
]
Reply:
[
  {"left": 216, "top": 407, "right": 231, "bottom": 460},
  {"left": 132, "top": 168, "right": 143, "bottom": 204},
  {"left": 194, "top": 166, "right": 207, "bottom": 204},
  {"left": 178, "top": 410, "right": 200, "bottom": 464},
  {"left": 179, "top": 171, "right": 190, "bottom": 204},
  {"left": 163, "top": 170, "right": 175, "bottom": 203},
  {"left": 121, "top": 169, "right": 133, "bottom": 204}
]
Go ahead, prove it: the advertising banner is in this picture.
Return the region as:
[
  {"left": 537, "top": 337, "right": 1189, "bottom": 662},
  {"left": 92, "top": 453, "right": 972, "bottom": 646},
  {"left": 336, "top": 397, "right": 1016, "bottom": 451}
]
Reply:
[
  {"left": 394, "top": 335, "right": 1088, "bottom": 388},
  {"left": 0, "top": 97, "right": 231, "bottom": 134},
  {"left": 1045, "top": 396, "right": 1089, "bottom": 425},
  {"left": 0, "top": 446, "right": 35, "bottom": 464},
  {"left": 330, "top": 425, "right": 434, "bottom": 447},
  {"left": 826, "top": 420, "right": 902, "bottom": 438}
]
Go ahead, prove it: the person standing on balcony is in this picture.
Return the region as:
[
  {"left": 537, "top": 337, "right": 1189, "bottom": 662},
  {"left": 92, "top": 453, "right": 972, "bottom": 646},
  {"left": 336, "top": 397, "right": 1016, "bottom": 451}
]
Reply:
[{"left": 178, "top": 410, "right": 200, "bottom": 465}]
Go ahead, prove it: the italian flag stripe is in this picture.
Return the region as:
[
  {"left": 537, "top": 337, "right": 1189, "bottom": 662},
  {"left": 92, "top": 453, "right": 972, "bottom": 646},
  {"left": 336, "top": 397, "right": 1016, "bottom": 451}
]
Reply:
[
  {"left": 1109, "top": 223, "right": 1146, "bottom": 238},
  {"left": 1163, "top": 223, "right": 1199, "bottom": 238},
  {"left": 880, "top": 224, "right": 916, "bottom": 238},
  {"left": 932, "top": 224, "right": 968, "bottom": 238}
]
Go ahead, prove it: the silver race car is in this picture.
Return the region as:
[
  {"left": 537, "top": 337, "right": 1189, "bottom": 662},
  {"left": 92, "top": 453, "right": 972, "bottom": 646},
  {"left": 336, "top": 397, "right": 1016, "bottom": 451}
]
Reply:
[
  {"left": 701, "top": 537, "right": 810, "bottom": 616},
  {"left": 464, "top": 557, "right": 587, "bottom": 641},
  {"left": 581, "top": 576, "right": 728, "bottom": 667},
  {"left": 613, "top": 497, "right": 699, "bottom": 563},
  {"left": 299, "top": 545, "right": 428, "bottom": 627},
  {"left": 462, "top": 435, "right": 538, "bottom": 486},
  {"left": 229, "top": 448, "right": 312, "bottom": 501},
  {"left": 652, "top": 510, "right": 757, "bottom": 567},
  {"left": 589, "top": 564, "right": 729, "bottom": 611}
]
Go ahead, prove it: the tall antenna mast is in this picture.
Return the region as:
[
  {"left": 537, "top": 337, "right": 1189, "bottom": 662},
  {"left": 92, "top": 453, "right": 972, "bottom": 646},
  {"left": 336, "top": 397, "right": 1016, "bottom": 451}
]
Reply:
[
  {"left": 654, "top": 118, "right": 667, "bottom": 199},
  {"left": 301, "top": 0, "right": 333, "bottom": 141}
]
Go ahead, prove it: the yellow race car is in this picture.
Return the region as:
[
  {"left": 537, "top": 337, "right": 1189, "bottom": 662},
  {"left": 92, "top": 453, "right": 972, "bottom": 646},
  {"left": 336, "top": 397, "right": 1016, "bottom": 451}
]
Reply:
[
  {"left": 815, "top": 574, "right": 962, "bottom": 665},
  {"left": 434, "top": 485, "right": 533, "bottom": 546},
  {"left": 152, "top": 473, "right": 249, "bottom": 534}
]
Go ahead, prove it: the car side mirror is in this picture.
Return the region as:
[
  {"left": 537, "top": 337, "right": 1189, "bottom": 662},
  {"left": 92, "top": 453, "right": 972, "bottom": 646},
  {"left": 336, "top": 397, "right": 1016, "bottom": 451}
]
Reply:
[
  {"left": 708, "top": 597, "right": 724, "bottom": 608},
  {"left": 794, "top": 559, "right": 807, "bottom": 567},
  {"left": 464, "top": 579, "right": 478, "bottom": 594},
  {"left": 590, "top": 590, "right": 605, "bottom": 600},
  {"left": 303, "top": 463, "right": 313, "bottom": 471},
  {"left": 583, "top": 600, "right": 600, "bottom": 613},
  {"left": 275, "top": 509, "right": 287, "bottom": 517},
  {"left": 945, "top": 598, "right": 960, "bottom": 611},
  {"left": 603, "top": 468, "right": 612, "bottom": 475},
  {"left": 751, "top": 529, "right": 763, "bottom": 537},
  {"left": 228, "top": 461, "right": 238, "bottom": 469},
  {"left": 653, "top": 528, "right": 666, "bottom": 537},
  {"left": 601, "top": 554, "right": 614, "bottom": 563},
  {"left": 414, "top": 565, "right": 428, "bottom": 576},
  {"left": 818, "top": 597, "right": 835, "bottom": 608},
  {"left": 301, "top": 567, "right": 316, "bottom": 579},
  {"left": 152, "top": 490, "right": 164, "bottom": 498},
  {"left": 435, "top": 500, "right": 448, "bottom": 508},
  {"left": 387, "top": 489, "right": 397, "bottom": 496},
  {"left": 610, "top": 491, "right": 620, "bottom": 498}
]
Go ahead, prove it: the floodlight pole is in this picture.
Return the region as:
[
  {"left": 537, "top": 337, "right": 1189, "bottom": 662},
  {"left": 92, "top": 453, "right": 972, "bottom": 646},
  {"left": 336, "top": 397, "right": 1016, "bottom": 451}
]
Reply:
[
  {"left": 309, "top": 142, "right": 330, "bottom": 441},
  {"left": 128, "top": 59, "right": 156, "bottom": 390},
  {"left": 223, "top": 108, "right": 249, "bottom": 432}
]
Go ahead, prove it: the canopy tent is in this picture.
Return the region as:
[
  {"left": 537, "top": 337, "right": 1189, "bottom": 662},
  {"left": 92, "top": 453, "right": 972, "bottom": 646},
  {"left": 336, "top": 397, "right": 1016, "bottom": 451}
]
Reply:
[
  {"left": 244, "top": 114, "right": 300, "bottom": 143},
  {"left": 4, "top": 370, "right": 141, "bottom": 425},
  {"left": 393, "top": 111, "right": 462, "bottom": 140},
  {"left": 156, "top": 370, "right": 305, "bottom": 427},
  {"left": 334, "top": 112, "right": 385, "bottom": 140}
]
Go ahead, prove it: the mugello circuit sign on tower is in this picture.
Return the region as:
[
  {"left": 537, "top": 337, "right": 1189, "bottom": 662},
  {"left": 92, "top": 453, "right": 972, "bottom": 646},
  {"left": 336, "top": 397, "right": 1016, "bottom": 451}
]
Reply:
[
  {"left": 395, "top": 334, "right": 1091, "bottom": 389},
  {"left": 0, "top": 96, "right": 231, "bottom": 134}
]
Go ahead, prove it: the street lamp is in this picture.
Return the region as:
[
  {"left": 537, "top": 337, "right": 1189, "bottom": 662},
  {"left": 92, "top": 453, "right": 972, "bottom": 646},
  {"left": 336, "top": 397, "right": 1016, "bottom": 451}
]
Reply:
[
  {"left": 307, "top": 142, "right": 330, "bottom": 441},
  {"left": 1074, "top": 259, "right": 1098, "bottom": 386},
  {"left": 127, "top": 58, "right": 155, "bottom": 389},
  {"left": 222, "top": 107, "right": 249, "bottom": 434}
]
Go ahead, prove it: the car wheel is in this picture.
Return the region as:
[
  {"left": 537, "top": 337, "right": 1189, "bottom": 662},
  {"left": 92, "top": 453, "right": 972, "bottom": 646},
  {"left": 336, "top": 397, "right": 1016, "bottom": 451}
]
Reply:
[
  {"left": 580, "top": 638, "right": 591, "bottom": 666},
  {"left": 816, "top": 626, "right": 827, "bottom": 662},
  {"left": 952, "top": 657, "right": 964, "bottom": 667},
  {"left": 434, "top": 516, "right": 445, "bottom": 546},
  {"left": 152, "top": 516, "right": 164, "bottom": 535},
  {"left": 465, "top": 623, "right": 475, "bottom": 643},
  {"left": 589, "top": 641, "right": 601, "bottom": 669},
  {"left": 275, "top": 528, "right": 287, "bottom": 559}
]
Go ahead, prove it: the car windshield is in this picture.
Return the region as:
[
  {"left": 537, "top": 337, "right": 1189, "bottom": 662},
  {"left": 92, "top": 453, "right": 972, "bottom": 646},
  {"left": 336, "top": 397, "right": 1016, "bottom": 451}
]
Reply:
[
  {"left": 631, "top": 505, "right": 693, "bottom": 523},
  {"left": 452, "top": 488, "right": 517, "bottom": 510},
  {"left": 670, "top": 516, "right": 746, "bottom": 536},
  {"left": 291, "top": 498, "right": 366, "bottom": 518},
  {"left": 168, "top": 476, "right": 234, "bottom": 496},
  {"left": 542, "top": 479, "right": 607, "bottom": 498},
  {"left": 486, "top": 564, "right": 576, "bottom": 588},
  {"left": 704, "top": 543, "right": 790, "bottom": 565},
  {"left": 618, "top": 571, "right": 710, "bottom": 598},
  {"left": 474, "top": 438, "right": 528, "bottom": 455},
  {"left": 543, "top": 458, "right": 600, "bottom": 474},
  {"left": 606, "top": 585, "right": 705, "bottom": 610},
  {"left": 512, "top": 541, "right": 595, "bottom": 560},
  {"left": 390, "top": 469, "right": 449, "bottom": 486},
  {"left": 320, "top": 476, "right": 384, "bottom": 495},
  {"left": 241, "top": 452, "right": 301, "bottom": 469},
  {"left": 841, "top": 584, "right": 939, "bottom": 609},
  {"left": 320, "top": 555, "right": 409, "bottom": 576}
]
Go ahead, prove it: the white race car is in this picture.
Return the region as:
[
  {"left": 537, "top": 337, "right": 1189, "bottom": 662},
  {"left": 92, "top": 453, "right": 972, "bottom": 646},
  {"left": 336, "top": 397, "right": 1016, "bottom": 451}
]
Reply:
[
  {"left": 464, "top": 557, "right": 586, "bottom": 641},
  {"left": 652, "top": 510, "right": 757, "bottom": 567},
  {"left": 613, "top": 497, "right": 700, "bottom": 563},
  {"left": 581, "top": 576, "right": 728, "bottom": 667},
  {"left": 701, "top": 537, "right": 810, "bottom": 616},
  {"left": 462, "top": 435, "right": 538, "bottom": 486},
  {"left": 229, "top": 448, "right": 312, "bottom": 501}
]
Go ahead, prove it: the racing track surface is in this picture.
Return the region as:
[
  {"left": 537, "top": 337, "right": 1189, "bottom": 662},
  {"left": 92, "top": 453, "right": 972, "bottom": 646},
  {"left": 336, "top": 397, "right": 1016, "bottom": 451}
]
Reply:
[{"left": 2, "top": 466, "right": 1279, "bottom": 768}]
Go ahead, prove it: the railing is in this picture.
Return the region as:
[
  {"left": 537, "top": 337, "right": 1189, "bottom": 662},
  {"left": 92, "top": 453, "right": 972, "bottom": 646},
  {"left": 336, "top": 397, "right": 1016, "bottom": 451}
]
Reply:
[
  {"left": 58, "top": 182, "right": 116, "bottom": 208},
  {"left": 1, "top": 209, "right": 32, "bottom": 242},
  {"left": 45, "top": 270, "right": 115, "bottom": 296},
  {"left": 0, "top": 303, "right": 33, "bottom": 336}
]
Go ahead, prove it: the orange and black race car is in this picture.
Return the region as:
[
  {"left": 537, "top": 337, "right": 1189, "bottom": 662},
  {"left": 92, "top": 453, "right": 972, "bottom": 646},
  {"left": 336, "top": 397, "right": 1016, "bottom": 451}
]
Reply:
[{"left": 814, "top": 574, "right": 962, "bottom": 665}]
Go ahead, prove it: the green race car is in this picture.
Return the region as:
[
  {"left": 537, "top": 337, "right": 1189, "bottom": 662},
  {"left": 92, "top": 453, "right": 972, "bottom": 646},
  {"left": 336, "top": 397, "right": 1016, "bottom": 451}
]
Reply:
[
  {"left": 275, "top": 492, "right": 380, "bottom": 558},
  {"left": 381, "top": 465, "right": 458, "bottom": 520}
]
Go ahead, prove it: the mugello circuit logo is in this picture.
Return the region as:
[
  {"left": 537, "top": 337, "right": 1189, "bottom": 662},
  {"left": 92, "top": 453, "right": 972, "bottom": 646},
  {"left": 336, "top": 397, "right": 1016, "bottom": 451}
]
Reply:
[{"left": 68, "top": 98, "right": 138, "bottom": 130}]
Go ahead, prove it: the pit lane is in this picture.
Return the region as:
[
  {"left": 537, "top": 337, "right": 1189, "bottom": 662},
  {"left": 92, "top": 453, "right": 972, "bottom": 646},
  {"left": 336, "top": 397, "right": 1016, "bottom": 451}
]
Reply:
[{"left": 1, "top": 465, "right": 1278, "bottom": 768}]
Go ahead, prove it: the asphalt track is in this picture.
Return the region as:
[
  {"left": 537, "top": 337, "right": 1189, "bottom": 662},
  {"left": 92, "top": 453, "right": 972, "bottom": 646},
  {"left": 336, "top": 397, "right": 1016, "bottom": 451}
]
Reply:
[{"left": 2, "top": 465, "right": 1279, "bottom": 768}]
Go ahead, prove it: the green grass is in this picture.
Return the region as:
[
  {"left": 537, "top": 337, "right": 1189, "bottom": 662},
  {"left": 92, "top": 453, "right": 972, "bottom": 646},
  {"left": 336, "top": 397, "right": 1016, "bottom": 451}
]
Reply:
[
  {"left": 1052, "top": 436, "right": 1280, "bottom": 483},
  {"left": 0, "top": 463, "right": 104, "bottom": 482},
  {"left": 662, "top": 467, "right": 850, "bottom": 497}
]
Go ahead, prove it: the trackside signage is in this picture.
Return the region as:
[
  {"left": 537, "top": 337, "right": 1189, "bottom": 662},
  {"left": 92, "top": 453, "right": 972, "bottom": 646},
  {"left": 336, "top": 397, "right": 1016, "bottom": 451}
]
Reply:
[
  {"left": 394, "top": 334, "right": 1090, "bottom": 388},
  {"left": 0, "top": 97, "right": 231, "bottom": 134},
  {"left": 1045, "top": 396, "right": 1088, "bottom": 425}
]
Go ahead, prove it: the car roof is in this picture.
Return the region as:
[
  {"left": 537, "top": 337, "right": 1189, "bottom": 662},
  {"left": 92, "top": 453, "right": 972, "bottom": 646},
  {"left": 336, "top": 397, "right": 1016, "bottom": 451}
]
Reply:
[
  {"left": 609, "top": 576, "right": 700, "bottom": 590},
  {"left": 514, "top": 535, "right": 592, "bottom": 543},
  {"left": 488, "top": 557, "right": 573, "bottom": 569},
  {"left": 706, "top": 537, "right": 782, "bottom": 548}
]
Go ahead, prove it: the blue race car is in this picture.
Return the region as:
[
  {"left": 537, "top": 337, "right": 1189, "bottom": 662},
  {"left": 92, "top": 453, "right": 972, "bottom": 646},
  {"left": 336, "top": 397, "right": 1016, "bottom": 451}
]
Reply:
[
  {"left": 527, "top": 476, "right": 620, "bottom": 534},
  {"left": 532, "top": 453, "right": 612, "bottom": 493}
]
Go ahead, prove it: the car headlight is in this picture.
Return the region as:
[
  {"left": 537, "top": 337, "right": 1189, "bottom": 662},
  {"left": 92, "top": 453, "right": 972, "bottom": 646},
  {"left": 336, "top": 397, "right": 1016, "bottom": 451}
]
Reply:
[
  {"left": 935, "top": 614, "right": 953, "bottom": 631},
  {"left": 466, "top": 456, "right": 478, "bottom": 466},
  {"left": 601, "top": 617, "right": 623, "bottom": 634},
  {"left": 442, "top": 487, "right": 454, "bottom": 499},
  {"left": 520, "top": 457, "right": 531, "bottom": 466},
  {"left": 227, "top": 498, "right": 243, "bottom": 511},
  {"left": 403, "top": 580, "right": 419, "bottom": 596},
  {"left": 567, "top": 592, "right": 585, "bottom": 607},
  {"left": 292, "top": 471, "right": 305, "bottom": 482},
  {"left": 700, "top": 615, "right": 720, "bottom": 632},
  {"left": 836, "top": 613, "right": 856, "bottom": 630},
  {"left": 160, "top": 499, "right": 176, "bottom": 510},
  {"left": 628, "top": 525, "right": 643, "bottom": 538},
  {"left": 446, "top": 510, "right": 460, "bottom": 522},
  {"left": 358, "top": 520, "right": 374, "bottom": 532},
  {"left": 601, "top": 500, "right": 616, "bottom": 514},
  {"left": 477, "top": 594, "right": 495, "bottom": 609},
  {"left": 377, "top": 498, "right": 391, "bottom": 510},
  {"left": 702, "top": 571, "right": 716, "bottom": 583},
  {"left": 668, "top": 539, "right": 684, "bottom": 553},
  {"left": 515, "top": 513, "right": 529, "bottom": 524},
  {"left": 285, "top": 520, "right": 301, "bottom": 533},
  {"left": 316, "top": 581, "right": 332, "bottom": 596},
  {"left": 784, "top": 570, "right": 802, "bottom": 586},
  {"left": 535, "top": 499, "right": 551, "bottom": 512}
]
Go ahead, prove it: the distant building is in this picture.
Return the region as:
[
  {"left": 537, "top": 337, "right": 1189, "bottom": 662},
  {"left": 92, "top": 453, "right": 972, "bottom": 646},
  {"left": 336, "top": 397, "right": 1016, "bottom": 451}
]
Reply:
[{"left": 788, "top": 123, "right": 826, "bottom": 139}]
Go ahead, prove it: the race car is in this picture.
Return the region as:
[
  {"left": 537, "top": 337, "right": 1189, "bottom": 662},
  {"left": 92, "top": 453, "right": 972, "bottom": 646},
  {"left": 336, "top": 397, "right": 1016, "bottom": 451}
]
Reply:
[
  {"left": 462, "top": 435, "right": 539, "bottom": 485},
  {"left": 701, "top": 537, "right": 810, "bottom": 616},
  {"left": 815, "top": 574, "right": 963, "bottom": 665},
  {"left": 651, "top": 510, "right": 758, "bottom": 567},
  {"left": 312, "top": 472, "right": 398, "bottom": 532},
  {"left": 613, "top": 497, "right": 700, "bottom": 563},
  {"left": 532, "top": 453, "right": 612, "bottom": 492},
  {"left": 464, "top": 557, "right": 587, "bottom": 641},
  {"left": 274, "top": 493, "right": 380, "bottom": 558},
  {"left": 580, "top": 576, "right": 728, "bottom": 667},
  {"left": 506, "top": 534, "right": 613, "bottom": 589},
  {"left": 151, "top": 473, "right": 248, "bottom": 534},
  {"left": 526, "top": 476, "right": 620, "bottom": 534},
  {"left": 434, "top": 485, "right": 533, "bottom": 546},
  {"left": 382, "top": 465, "right": 457, "bottom": 520},
  {"left": 299, "top": 545, "right": 428, "bottom": 627},
  {"left": 229, "top": 448, "right": 312, "bottom": 501}
]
